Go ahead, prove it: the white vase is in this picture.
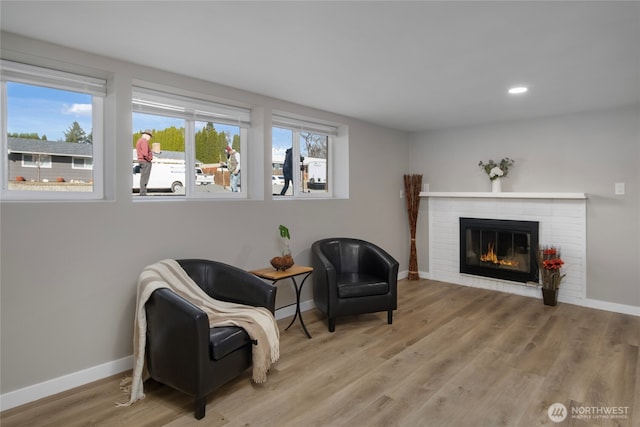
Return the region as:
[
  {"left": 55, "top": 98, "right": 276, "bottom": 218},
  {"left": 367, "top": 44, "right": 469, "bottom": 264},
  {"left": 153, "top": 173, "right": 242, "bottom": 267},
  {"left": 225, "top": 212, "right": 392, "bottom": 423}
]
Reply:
[{"left": 491, "top": 178, "right": 502, "bottom": 192}]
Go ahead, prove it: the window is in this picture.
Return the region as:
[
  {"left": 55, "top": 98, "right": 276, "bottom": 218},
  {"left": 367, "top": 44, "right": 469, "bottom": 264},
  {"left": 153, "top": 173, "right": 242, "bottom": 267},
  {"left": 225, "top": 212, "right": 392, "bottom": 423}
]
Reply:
[
  {"left": 72, "top": 157, "right": 93, "bottom": 170},
  {"left": 23, "top": 154, "right": 52, "bottom": 168},
  {"left": 132, "top": 86, "right": 250, "bottom": 198},
  {"left": 1, "top": 60, "right": 105, "bottom": 199},
  {"left": 272, "top": 114, "right": 336, "bottom": 198}
]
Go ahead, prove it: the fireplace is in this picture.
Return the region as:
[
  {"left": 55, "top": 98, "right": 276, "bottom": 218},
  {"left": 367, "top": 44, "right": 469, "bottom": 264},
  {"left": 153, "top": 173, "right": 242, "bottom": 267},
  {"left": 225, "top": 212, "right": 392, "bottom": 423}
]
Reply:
[{"left": 459, "top": 217, "right": 539, "bottom": 283}]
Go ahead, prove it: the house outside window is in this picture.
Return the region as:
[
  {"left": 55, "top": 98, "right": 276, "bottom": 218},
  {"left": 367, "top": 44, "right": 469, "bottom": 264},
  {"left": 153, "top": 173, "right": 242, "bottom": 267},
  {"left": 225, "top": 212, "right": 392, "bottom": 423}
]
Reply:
[
  {"left": 1, "top": 60, "right": 105, "bottom": 199},
  {"left": 272, "top": 113, "right": 337, "bottom": 198},
  {"left": 132, "top": 86, "right": 250, "bottom": 198}
]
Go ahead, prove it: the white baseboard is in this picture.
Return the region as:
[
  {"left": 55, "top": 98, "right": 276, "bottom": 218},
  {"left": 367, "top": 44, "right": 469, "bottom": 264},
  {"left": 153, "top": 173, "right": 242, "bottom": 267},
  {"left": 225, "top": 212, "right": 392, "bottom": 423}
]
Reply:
[
  {"left": 397, "top": 270, "right": 431, "bottom": 281},
  {"left": 583, "top": 298, "right": 640, "bottom": 316},
  {"left": 417, "top": 270, "right": 431, "bottom": 279},
  {"left": 274, "top": 299, "right": 315, "bottom": 321},
  {"left": 0, "top": 355, "right": 133, "bottom": 412},
  {"left": 0, "top": 300, "right": 317, "bottom": 413}
]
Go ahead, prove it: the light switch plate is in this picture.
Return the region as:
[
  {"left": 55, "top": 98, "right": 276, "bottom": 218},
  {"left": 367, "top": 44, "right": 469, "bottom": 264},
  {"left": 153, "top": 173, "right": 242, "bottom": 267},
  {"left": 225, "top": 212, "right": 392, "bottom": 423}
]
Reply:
[{"left": 615, "top": 183, "right": 625, "bottom": 195}]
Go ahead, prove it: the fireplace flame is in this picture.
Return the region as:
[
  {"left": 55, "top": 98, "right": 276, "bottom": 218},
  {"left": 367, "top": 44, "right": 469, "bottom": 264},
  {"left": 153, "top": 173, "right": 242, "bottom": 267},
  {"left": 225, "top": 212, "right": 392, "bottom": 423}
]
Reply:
[{"left": 480, "top": 243, "right": 520, "bottom": 267}]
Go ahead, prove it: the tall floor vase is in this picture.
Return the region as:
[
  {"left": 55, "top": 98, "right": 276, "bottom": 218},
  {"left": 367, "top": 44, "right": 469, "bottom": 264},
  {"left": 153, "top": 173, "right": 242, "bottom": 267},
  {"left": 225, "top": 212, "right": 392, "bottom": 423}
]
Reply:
[{"left": 404, "top": 174, "right": 422, "bottom": 280}]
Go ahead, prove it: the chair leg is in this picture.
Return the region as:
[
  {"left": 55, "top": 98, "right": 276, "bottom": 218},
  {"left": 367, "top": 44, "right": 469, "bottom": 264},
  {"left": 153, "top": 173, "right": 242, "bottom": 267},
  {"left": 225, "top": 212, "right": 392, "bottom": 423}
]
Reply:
[
  {"left": 387, "top": 310, "right": 393, "bottom": 325},
  {"left": 195, "top": 396, "right": 206, "bottom": 420},
  {"left": 329, "top": 318, "right": 336, "bottom": 332}
]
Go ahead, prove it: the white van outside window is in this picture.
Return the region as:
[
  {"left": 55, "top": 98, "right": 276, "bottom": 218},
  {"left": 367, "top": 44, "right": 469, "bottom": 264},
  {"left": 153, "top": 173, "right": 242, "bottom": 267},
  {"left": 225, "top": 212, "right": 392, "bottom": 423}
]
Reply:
[{"left": 132, "top": 85, "right": 250, "bottom": 199}]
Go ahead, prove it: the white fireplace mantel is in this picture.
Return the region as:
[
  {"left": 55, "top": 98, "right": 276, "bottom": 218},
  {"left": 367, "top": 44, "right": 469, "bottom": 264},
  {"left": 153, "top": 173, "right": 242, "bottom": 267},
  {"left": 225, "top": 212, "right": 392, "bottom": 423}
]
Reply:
[
  {"left": 420, "top": 191, "right": 587, "bottom": 199},
  {"left": 426, "top": 194, "right": 587, "bottom": 306}
]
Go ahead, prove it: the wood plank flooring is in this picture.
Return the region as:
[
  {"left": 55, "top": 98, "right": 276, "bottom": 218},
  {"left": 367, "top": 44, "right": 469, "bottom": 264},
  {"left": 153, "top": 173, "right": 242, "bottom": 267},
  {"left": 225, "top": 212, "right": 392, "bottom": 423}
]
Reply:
[{"left": 2, "top": 279, "right": 639, "bottom": 426}]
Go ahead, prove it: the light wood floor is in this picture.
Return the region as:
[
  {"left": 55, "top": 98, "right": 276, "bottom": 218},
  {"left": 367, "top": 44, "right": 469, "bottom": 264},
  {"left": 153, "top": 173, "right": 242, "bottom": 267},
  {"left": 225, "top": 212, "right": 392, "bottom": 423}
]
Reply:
[{"left": 2, "top": 279, "right": 639, "bottom": 427}]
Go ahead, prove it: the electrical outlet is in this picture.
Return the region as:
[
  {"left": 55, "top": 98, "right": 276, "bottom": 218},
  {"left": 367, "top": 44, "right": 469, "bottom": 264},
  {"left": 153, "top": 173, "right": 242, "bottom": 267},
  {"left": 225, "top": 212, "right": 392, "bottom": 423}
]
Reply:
[
  {"left": 423, "top": 183, "right": 430, "bottom": 192},
  {"left": 400, "top": 190, "right": 404, "bottom": 199},
  {"left": 615, "top": 183, "right": 625, "bottom": 195}
]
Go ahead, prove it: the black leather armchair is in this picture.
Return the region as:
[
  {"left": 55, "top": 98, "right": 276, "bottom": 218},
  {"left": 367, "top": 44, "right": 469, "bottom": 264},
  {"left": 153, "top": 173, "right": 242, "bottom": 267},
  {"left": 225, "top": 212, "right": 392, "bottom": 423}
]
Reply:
[
  {"left": 144, "top": 259, "right": 276, "bottom": 420},
  {"left": 311, "top": 238, "right": 399, "bottom": 332}
]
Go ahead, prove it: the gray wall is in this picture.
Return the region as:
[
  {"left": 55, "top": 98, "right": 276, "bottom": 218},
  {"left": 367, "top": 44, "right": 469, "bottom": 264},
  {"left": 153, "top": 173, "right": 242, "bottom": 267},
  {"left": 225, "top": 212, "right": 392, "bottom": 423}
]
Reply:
[
  {"left": 0, "top": 33, "right": 411, "bottom": 394},
  {"left": 3, "top": 30, "right": 638, "bottom": 401},
  {"left": 409, "top": 106, "right": 640, "bottom": 306}
]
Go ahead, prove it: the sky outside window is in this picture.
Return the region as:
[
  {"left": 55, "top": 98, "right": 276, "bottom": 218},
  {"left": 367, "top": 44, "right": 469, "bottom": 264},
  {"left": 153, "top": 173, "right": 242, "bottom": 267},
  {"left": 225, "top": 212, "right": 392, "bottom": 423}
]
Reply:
[
  {"left": 6, "top": 82, "right": 92, "bottom": 141},
  {"left": 272, "top": 127, "right": 292, "bottom": 153}
]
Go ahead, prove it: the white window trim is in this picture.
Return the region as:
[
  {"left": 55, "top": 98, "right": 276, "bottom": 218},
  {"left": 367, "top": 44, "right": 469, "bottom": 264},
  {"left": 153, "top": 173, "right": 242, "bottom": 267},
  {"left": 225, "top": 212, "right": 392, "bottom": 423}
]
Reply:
[
  {"left": 0, "top": 60, "right": 106, "bottom": 97},
  {"left": 132, "top": 85, "right": 251, "bottom": 200},
  {"left": 272, "top": 112, "right": 338, "bottom": 199},
  {"left": 1, "top": 60, "right": 105, "bottom": 201},
  {"left": 272, "top": 114, "right": 338, "bottom": 136},
  {"left": 133, "top": 87, "right": 251, "bottom": 127}
]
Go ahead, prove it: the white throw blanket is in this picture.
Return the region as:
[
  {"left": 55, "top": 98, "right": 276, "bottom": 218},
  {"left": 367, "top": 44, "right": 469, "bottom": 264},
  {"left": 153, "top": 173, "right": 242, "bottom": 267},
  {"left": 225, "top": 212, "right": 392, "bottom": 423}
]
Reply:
[{"left": 119, "top": 259, "right": 279, "bottom": 406}]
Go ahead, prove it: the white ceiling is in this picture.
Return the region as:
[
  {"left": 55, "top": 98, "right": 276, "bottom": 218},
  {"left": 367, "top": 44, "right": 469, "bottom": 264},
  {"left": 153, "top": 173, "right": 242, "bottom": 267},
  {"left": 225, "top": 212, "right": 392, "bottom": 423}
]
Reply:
[{"left": 1, "top": 1, "right": 639, "bottom": 132}]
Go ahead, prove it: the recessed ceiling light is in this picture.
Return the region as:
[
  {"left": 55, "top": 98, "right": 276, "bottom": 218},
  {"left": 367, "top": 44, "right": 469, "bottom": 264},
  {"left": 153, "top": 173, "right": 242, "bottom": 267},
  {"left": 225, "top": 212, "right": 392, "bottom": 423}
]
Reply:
[{"left": 508, "top": 86, "right": 528, "bottom": 95}]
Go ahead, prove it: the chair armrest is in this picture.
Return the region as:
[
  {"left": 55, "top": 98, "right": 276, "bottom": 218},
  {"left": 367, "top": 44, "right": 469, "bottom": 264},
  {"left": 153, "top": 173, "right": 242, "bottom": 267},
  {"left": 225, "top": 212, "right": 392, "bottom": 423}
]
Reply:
[
  {"left": 145, "top": 288, "right": 210, "bottom": 392},
  {"left": 311, "top": 242, "right": 339, "bottom": 308},
  {"left": 361, "top": 244, "right": 399, "bottom": 282}
]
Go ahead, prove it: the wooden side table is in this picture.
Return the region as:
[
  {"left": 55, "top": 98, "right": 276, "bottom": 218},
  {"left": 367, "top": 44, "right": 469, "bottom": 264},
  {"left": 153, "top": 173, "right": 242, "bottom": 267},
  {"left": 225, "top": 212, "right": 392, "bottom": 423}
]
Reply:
[{"left": 250, "top": 265, "right": 313, "bottom": 339}]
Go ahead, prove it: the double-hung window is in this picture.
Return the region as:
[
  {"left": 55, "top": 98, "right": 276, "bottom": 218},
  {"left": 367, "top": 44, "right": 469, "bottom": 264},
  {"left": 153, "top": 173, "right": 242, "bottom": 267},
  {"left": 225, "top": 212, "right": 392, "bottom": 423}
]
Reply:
[
  {"left": 272, "top": 113, "right": 337, "bottom": 198},
  {"left": 1, "top": 60, "right": 106, "bottom": 200},
  {"left": 132, "top": 86, "right": 250, "bottom": 198}
]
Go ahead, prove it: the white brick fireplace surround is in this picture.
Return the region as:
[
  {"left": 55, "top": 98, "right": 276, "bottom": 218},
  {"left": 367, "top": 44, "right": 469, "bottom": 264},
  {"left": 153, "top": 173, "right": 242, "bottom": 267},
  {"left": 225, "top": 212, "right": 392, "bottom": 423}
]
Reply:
[{"left": 423, "top": 192, "right": 587, "bottom": 306}]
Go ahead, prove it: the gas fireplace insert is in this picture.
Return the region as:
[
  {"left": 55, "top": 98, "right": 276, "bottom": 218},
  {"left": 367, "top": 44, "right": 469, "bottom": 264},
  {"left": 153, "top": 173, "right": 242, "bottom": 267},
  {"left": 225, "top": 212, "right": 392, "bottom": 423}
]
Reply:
[{"left": 459, "top": 217, "right": 539, "bottom": 283}]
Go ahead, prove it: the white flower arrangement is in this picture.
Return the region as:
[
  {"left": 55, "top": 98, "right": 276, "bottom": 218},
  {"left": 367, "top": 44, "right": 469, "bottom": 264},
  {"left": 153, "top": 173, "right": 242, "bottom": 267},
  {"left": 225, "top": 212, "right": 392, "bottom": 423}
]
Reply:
[
  {"left": 479, "top": 158, "right": 515, "bottom": 181},
  {"left": 489, "top": 167, "right": 504, "bottom": 179}
]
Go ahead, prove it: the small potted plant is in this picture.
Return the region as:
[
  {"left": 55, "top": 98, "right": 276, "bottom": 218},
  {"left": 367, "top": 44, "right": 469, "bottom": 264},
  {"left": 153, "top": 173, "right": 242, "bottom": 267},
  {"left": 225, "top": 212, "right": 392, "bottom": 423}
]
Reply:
[
  {"left": 270, "top": 225, "right": 294, "bottom": 271},
  {"left": 537, "top": 246, "right": 566, "bottom": 306}
]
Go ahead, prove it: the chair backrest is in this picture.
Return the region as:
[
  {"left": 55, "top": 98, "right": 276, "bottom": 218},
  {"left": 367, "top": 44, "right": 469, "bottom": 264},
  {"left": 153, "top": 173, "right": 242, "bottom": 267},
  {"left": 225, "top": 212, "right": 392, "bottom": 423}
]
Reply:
[
  {"left": 316, "top": 238, "right": 371, "bottom": 274},
  {"left": 176, "top": 259, "right": 277, "bottom": 312},
  {"left": 177, "top": 259, "right": 248, "bottom": 297},
  {"left": 177, "top": 259, "right": 216, "bottom": 291}
]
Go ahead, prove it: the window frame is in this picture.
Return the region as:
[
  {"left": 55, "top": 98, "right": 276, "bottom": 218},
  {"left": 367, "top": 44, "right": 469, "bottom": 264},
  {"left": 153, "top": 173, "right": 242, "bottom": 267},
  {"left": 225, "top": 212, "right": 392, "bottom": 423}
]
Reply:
[
  {"left": 132, "top": 85, "right": 251, "bottom": 200},
  {"left": 272, "top": 113, "right": 337, "bottom": 199},
  {"left": 1, "top": 59, "right": 105, "bottom": 201}
]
